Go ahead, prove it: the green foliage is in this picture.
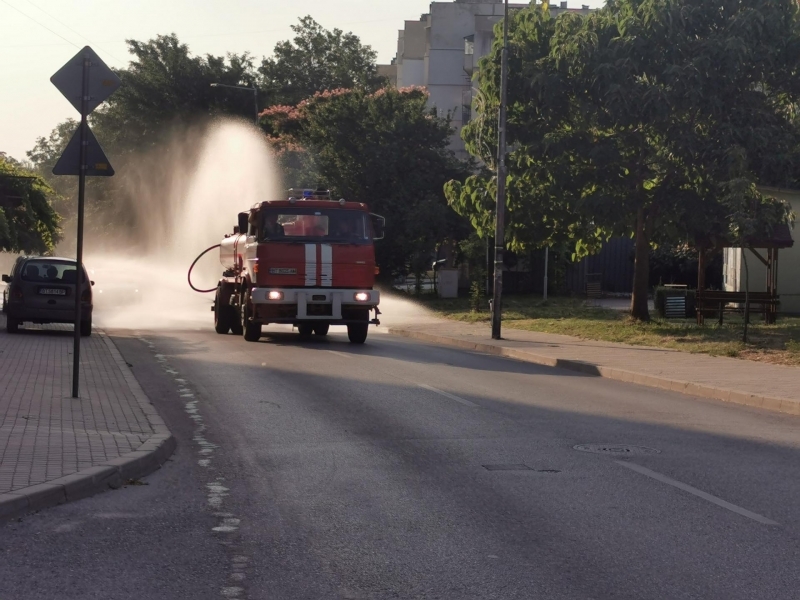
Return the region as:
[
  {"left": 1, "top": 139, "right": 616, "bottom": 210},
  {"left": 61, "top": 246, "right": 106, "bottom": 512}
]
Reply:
[
  {"left": 446, "top": 0, "right": 800, "bottom": 321},
  {"left": 469, "top": 280, "right": 484, "bottom": 313},
  {"left": 95, "top": 34, "right": 258, "bottom": 149},
  {"left": 27, "top": 23, "right": 385, "bottom": 247},
  {"left": 0, "top": 157, "right": 61, "bottom": 254},
  {"left": 259, "top": 16, "right": 384, "bottom": 106},
  {"left": 261, "top": 87, "right": 472, "bottom": 278}
]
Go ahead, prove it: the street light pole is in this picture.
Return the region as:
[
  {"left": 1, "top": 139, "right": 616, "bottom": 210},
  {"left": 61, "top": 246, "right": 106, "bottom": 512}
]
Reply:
[
  {"left": 491, "top": 0, "right": 510, "bottom": 340},
  {"left": 210, "top": 82, "right": 259, "bottom": 125}
]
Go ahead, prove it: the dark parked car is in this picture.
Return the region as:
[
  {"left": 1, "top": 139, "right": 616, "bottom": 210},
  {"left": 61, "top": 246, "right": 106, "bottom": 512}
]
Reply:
[{"left": 2, "top": 256, "right": 93, "bottom": 336}]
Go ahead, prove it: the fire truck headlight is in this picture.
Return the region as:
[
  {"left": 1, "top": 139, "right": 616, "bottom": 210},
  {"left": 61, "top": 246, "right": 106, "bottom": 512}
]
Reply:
[
  {"left": 268, "top": 291, "right": 283, "bottom": 301},
  {"left": 354, "top": 292, "right": 370, "bottom": 302}
]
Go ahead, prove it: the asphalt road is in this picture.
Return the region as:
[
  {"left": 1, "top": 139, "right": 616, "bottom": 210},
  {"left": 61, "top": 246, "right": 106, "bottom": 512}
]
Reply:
[{"left": 2, "top": 321, "right": 800, "bottom": 600}]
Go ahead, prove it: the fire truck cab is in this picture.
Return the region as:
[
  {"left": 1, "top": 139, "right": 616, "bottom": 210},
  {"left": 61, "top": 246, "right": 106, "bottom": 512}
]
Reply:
[{"left": 214, "top": 189, "right": 384, "bottom": 344}]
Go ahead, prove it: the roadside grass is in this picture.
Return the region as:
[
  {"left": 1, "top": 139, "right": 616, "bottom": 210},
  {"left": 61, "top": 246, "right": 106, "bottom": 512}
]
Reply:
[{"left": 413, "top": 294, "right": 800, "bottom": 367}]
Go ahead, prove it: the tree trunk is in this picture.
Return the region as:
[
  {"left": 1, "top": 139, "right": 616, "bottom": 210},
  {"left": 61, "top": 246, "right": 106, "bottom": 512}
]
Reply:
[{"left": 630, "top": 207, "right": 651, "bottom": 321}]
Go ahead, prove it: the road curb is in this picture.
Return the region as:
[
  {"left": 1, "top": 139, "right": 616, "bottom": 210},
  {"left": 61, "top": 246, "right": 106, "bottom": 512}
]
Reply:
[
  {"left": 388, "top": 328, "right": 800, "bottom": 417},
  {"left": 0, "top": 332, "right": 176, "bottom": 523}
]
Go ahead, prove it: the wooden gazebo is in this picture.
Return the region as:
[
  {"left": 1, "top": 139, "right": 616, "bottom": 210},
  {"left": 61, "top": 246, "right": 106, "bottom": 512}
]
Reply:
[{"left": 696, "top": 224, "right": 794, "bottom": 325}]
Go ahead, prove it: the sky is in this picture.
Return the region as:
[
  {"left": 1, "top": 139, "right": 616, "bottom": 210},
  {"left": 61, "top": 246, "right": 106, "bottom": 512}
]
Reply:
[{"left": 0, "top": 0, "right": 604, "bottom": 162}]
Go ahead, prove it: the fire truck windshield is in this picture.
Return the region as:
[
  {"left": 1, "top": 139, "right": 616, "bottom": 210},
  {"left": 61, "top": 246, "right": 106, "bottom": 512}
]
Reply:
[{"left": 261, "top": 208, "right": 371, "bottom": 244}]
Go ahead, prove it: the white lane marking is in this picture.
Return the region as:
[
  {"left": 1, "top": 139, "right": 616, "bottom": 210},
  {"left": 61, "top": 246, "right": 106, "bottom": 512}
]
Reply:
[
  {"left": 615, "top": 461, "right": 779, "bottom": 526},
  {"left": 418, "top": 383, "right": 478, "bottom": 408},
  {"left": 327, "top": 350, "right": 350, "bottom": 359}
]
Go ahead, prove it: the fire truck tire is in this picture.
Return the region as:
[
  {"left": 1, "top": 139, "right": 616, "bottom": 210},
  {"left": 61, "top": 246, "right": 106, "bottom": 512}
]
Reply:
[
  {"left": 6, "top": 317, "right": 19, "bottom": 333},
  {"left": 313, "top": 324, "right": 329, "bottom": 336},
  {"left": 347, "top": 323, "right": 368, "bottom": 344},
  {"left": 242, "top": 291, "right": 261, "bottom": 342},
  {"left": 297, "top": 324, "right": 313, "bottom": 336},
  {"left": 229, "top": 310, "right": 243, "bottom": 336},
  {"left": 214, "top": 289, "right": 231, "bottom": 334}
]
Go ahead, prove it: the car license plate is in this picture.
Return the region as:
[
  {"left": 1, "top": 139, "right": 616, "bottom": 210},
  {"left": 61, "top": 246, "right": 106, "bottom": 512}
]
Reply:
[{"left": 39, "top": 288, "right": 67, "bottom": 295}]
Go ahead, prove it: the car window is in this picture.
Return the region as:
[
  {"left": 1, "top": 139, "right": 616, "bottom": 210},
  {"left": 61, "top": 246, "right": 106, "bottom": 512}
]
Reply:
[{"left": 20, "top": 261, "right": 85, "bottom": 284}]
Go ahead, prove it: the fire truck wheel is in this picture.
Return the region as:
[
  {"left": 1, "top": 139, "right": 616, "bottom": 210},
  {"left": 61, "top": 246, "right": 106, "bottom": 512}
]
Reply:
[
  {"left": 297, "top": 324, "right": 313, "bottom": 336},
  {"left": 313, "top": 324, "right": 329, "bottom": 336},
  {"left": 242, "top": 291, "right": 261, "bottom": 342},
  {"left": 229, "top": 309, "right": 243, "bottom": 336},
  {"left": 214, "top": 289, "right": 231, "bottom": 334},
  {"left": 347, "top": 323, "right": 368, "bottom": 344}
]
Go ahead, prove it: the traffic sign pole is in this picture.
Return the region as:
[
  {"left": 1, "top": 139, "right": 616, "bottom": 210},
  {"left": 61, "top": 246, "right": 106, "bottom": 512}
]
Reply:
[
  {"left": 71, "top": 54, "right": 90, "bottom": 399},
  {"left": 51, "top": 46, "right": 119, "bottom": 398}
]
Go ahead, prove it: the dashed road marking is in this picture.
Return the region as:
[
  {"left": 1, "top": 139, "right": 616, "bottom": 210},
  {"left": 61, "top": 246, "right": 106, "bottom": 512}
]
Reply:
[
  {"left": 418, "top": 383, "right": 478, "bottom": 408},
  {"left": 615, "top": 461, "right": 779, "bottom": 526}
]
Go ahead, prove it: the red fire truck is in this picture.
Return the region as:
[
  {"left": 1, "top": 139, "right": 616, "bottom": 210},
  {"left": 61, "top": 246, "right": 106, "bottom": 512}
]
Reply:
[{"left": 213, "top": 189, "right": 384, "bottom": 344}]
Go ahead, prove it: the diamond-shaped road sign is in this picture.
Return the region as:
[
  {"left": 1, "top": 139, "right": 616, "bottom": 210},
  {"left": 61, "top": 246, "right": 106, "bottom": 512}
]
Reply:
[
  {"left": 52, "top": 125, "right": 114, "bottom": 177},
  {"left": 50, "top": 46, "right": 121, "bottom": 115}
]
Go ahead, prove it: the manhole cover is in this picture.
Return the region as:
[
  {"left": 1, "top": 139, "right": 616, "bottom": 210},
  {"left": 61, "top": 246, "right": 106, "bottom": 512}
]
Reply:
[{"left": 573, "top": 444, "right": 661, "bottom": 455}]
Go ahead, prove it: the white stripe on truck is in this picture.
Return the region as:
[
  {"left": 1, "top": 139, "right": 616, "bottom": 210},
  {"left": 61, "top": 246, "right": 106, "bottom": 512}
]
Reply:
[
  {"left": 304, "top": 244, "right": 317, "bottom": 286},
  {"left": 320, "top": 244, "right": 333, "bottom": 287}
]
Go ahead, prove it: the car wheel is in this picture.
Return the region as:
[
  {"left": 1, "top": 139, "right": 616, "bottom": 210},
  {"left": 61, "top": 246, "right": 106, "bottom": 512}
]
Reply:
[
  {"left": 80, "top": 316, "right": 92, "bottom": 337},
  {"left": 6, "top": 317, "right": 19, "bottom": 334},
  {"left": 313, "top": 324, "right": 329, "bottom": 336}
]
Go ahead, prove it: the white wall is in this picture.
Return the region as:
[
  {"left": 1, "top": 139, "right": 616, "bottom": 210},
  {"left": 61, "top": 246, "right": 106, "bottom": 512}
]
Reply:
[
  {"left": 723, "top": 190, "right": 799, "bottom": 314},
  {"left": 399, "top": 59, "right": 425, "bottom": 87}
]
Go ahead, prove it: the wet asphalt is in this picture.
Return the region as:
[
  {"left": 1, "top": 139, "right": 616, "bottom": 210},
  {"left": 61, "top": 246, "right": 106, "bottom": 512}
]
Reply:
[{"left": 1, "top": 325, "right": 799, "bottom": 600}]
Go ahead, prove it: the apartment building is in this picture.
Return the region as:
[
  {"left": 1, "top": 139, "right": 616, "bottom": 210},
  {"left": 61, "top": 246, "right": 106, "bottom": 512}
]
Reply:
[{"left": 380, "top": 0, "right": 593, "bottom": 157}]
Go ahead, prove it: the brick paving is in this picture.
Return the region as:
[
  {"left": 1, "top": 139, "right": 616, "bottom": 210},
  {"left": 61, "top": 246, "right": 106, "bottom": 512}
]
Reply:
[
  {"left": 390, "top": 320, "right": 800, "bottom": 414},
  {"left": 0, "top": 315, "right": 155, "bottom": 494}
]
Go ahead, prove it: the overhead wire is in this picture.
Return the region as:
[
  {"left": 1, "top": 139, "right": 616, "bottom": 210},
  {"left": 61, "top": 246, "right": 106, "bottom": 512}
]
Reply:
[
  {"left": 0, "top": 0, "right": 79, "bottom": 48},
  {"left": 23, "top": 0, "right": 127, "bottom": 63}
]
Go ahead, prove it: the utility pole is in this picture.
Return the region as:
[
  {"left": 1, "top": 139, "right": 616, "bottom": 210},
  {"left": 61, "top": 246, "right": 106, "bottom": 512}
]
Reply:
[{"left": 491, "top": 0, "right": 510, "bottom": 340}]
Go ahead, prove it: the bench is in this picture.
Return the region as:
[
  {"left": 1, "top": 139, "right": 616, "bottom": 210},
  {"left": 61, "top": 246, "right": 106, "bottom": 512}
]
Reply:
[{"left": 696, "top": 291, "right": 780, "bottom": 325}]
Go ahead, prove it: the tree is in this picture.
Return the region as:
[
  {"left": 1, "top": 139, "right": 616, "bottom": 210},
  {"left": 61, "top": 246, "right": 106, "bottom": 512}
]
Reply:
[
  {"left": 94, "top": 34, "right": 258, "bottom": 151},
  {"left": 446, "top": 0, "right": 799, "bottom": 320},
  {"left": 261, "top": 87, "right": 472, "bottom": 278},
  {"left": 0, "top": 156, "right": 61, "bottom": 254},
  {"left": 259, "top": 17, "right": 384, "bottom": 107}
]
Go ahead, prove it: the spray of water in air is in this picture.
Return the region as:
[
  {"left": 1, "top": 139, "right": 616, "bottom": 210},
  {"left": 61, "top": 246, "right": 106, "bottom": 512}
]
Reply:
[
  {"left": 75, "top": 117, "right": 434, "bottom": 332},
  {"left": 85, "top": 119, "right": 282, "bottom": 329}
]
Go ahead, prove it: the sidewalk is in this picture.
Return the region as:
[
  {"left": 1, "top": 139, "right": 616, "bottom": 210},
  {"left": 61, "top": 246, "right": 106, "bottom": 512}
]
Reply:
[
  {"left": 388, "top": 320, "right": 800, "bottom": 416},
  {"left": 0, "top": 314, "right": 174, "bottom": 521}
]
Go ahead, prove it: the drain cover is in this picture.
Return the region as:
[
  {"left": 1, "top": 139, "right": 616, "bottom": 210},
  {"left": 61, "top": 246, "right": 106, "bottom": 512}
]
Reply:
[
  {"left": 482, "top": 464, "right": 533, "bottom": 471},
  {"left": 482, "top": 464, "right": 561, "bottom": 472},
  {"left": 573, "top": 444, "right": 661, "bottom": 455}
]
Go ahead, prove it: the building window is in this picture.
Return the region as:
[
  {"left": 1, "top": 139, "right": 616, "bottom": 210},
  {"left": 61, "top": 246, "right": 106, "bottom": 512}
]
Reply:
[{"left": 464, "top": 35, "right": 474, "bottom": 56}]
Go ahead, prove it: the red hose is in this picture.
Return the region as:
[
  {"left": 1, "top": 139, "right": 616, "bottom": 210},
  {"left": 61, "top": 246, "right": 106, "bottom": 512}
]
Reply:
[{"left": 188, "top": 244, "right": 221, "bottom": 293}]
